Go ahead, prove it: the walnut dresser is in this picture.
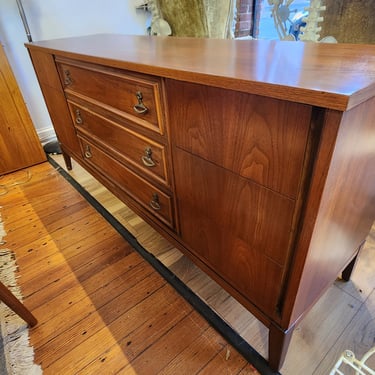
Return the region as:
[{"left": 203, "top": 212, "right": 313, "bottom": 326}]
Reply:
[{"left": 26, "top": 35, "right": 375, "bottom": 371}]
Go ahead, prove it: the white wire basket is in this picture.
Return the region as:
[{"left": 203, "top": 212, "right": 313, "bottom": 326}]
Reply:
[{"left": 330, "top": 347, "right": 375, "bottom": 375}]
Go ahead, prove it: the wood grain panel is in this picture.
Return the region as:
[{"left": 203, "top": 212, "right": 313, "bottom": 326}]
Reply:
[
  {"left": 32, "top": 81, "right": 80, "bottom": 158},
  {"left": 284, "top": 97, "right": 375, "bottom": 328},
  {"left": 78, "top": 136, "right": 175, "bottom": 229},
  {"left": 67, "top": 101, "right": 169, "bottom": 185},
  {"left": 173, "top": 148, "right": 294, "bottom": 316},
  {"left": 167, "top": 80, "right": 311, "bottom": 198},
  {"left": 56, "top": 58, "right": 164, "bottom": 134},
  {"left": 0, "top": 44, "right": 45, "bottom": 174},
  {"left": 28, "top": 49, "right": 82, "bottom": 167},
  {"left": 26, "top": 35, "right": 375, "bottom": 111},
  {"left": 27, "top": 49, "right": 62, "bottom": 90}
]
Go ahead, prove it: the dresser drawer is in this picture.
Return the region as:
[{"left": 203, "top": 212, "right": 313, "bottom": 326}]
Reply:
[
  {"left": 56, "top": 58, "right": 164, "bottom": 134},
  {"left": 68, "top": 101, "right": 169, "bottom": 186},
  {"left": 167, "top": 80, "right": 312, "bottom": 199},
  {"left": 174, "top": 148, "right": 295, "bottom": 265},
  {"left": 173, "top": 148, "right": 294, "bottom": 315},
  {"left": 78, "top": 136, "right": 175, "bottom": 229}
]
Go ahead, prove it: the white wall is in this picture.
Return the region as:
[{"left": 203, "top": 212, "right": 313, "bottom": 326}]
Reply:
[{"left": 0, "top": 0, "right": 150, "bottom": 142}]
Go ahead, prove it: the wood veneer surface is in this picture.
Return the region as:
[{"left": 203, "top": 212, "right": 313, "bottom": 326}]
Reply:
[
  {"left": 0, "top": 43, "right": 45, "bottom": 174},
  {"left": 27, "top": 34, "right": 375, "bottom": 111}
]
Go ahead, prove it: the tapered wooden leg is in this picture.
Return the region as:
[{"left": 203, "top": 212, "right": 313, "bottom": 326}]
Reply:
[
  {"left": 62, "top": 150, "right": 72, "bottom": 170},
  {"left": 0, "top": 282, "right": 37, "bottom": 327},
  {"left": 268, "top": 322, "right": 295, "bottom": 371}
]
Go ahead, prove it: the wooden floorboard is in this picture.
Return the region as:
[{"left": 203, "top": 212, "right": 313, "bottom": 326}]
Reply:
[{"left": 0, "top": 162, "right": 260, "bottom": 375}]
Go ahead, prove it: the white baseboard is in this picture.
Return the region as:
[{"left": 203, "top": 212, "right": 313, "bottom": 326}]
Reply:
[{"left": 37, "top": 126, "right": 56, "bottom": 145}]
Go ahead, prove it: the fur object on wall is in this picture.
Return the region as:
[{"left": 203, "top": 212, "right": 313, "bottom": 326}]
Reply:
[{"left": 149, "top": 0, "right": 235, "bottom": 38}]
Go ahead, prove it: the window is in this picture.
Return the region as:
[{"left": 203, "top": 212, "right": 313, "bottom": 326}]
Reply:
[
  {"left": 256, "top": 0, "right": 310, "bottom": 40},
  {"left": 235, "top": 0, "right": 311, "bottom": 41}
]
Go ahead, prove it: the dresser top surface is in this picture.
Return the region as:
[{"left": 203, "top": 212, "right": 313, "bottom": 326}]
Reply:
[{"left": 27, "top": 34, "right": 375, "bottom": 111}]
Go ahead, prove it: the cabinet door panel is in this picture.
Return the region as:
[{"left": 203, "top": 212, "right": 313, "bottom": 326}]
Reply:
[
  {"left": 167, "top": 80, "right": 311, "bottom": 198},
  {"left": 174, "top": 149, "right": 294, "bottom": 315}
]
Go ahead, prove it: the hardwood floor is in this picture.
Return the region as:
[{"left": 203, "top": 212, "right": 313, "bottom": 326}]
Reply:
[
  {"left": 1, "top": 157, "right": 374, "bottom": 374},
  {"left": 0, "top": 162, "right": 258, "bottom": 375}
]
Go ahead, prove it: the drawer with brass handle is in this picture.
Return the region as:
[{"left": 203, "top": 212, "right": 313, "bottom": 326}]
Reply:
[
  {"left": 68, "top": 102, "right": 169, "bottom": 186},
  {"left": 78, "top": 136, "right": 175, "bottom": 229},
  {"left": 167, "top": 80, "right": 312, "bottom": 199},
  {"left": 56, "top": 57, "right": 164, "bottom": 134}
]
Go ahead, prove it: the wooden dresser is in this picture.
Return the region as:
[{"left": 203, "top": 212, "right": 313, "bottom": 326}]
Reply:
[{"left": 26, "top": 35, "right": 375, "bottom": 371}]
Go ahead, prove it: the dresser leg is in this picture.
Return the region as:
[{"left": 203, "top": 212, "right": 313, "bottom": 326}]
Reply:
[
  {"left": 62, "top": 150, "right": 72, "bottom": 170},
  {"left": 268, "top": 322, "right": 295, "bottom": 372}
]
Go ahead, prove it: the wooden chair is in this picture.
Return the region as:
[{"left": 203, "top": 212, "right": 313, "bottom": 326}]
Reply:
[{"left": 0, "top": 281, "right": 37, "bottom": 327}]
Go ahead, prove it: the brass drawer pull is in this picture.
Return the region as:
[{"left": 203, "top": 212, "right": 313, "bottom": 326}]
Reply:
[
  {"left": 141, "top": 147, "right": 156, "bottom": 167},
  {"left": 75, "top": 109, "right": 83, "bottom": 124},
  {"left": 84, "top": 145, "right": 92, "bottom": 159},
  {"left": 150, "top": 193, "right": 161, "bottom": 210},
  {"left": 63, "top": 69, "right": 72, "bottom": 85},
  {"left": 133, "top": 91, "right": 148, "bottom": 114}
]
